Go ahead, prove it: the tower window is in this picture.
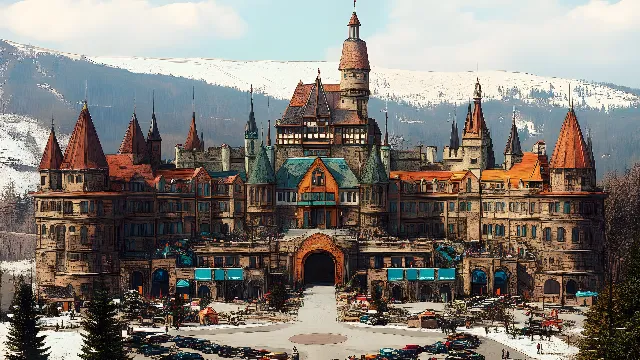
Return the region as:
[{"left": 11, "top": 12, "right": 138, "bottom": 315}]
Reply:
[
  {"left": 311, "top": 168, "right": 325, "bottom": 186},
  {"left": 344, "top": 73, "right": 347, "bottom": 79}
]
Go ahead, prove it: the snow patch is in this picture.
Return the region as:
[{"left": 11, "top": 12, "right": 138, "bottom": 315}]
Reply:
[
  {"left": 0, "top": 259, "right": 35, "bottom": 276},
  {"left": 36, "top": 83, "right": 66, "bottom": 103}
]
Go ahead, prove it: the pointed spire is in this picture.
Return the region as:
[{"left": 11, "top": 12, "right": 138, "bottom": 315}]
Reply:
[
  {"left": 266, "top": 119, "right": 272, "bottom": 146},
  {"left": 39, "top": 116, "right": 64, "bottom": 170},
  {"left": 464, "top": 80, "right": 487, "bottom": 138},
  {"left": 184, "top": 113, "right": 201, "bottom": 151},
  {"left": 61, "top": 103, "right": 108, "bottom": 170},
  {"left": 119, "top": 112, "right": 148, "bottom": 159},
  {"left": 449, "top": 107, "right": 460, "bottom": 150},
  {"left": 361, "top": 145, "right": 389, "bottom": 184},
  {"left": 504, "top": 106, "right": 523, "bottom": 156},
  {"left": 245, "top": 85, "right": 258, "bottom": 139},
  {"left": 247, "top": 145, "right": 276, "bottom": 184},
  {"left": 550, "top": 106, "right": 593, "bottom": 169},
  {"left": 148, "top": 90, "right": 161, "bottom": 141}
]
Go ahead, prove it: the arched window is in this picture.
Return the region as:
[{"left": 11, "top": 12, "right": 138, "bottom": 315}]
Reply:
[
  {"left": 544, "top": 227, "right": 552, "bottom": 241},
  {"left": 544, "top": 279, "right": 561, "bottom": 294},
  {"left": 69, "top": 226, "right": 76, "bottom": 233},
  {"left": 572, "top": 228, "right": 580, "bottom": 243},
  {"left": 566, "top": 280, "right": 577, "bottom": 295},
  {"left": 41, "top": 224, "right": 47, "bottom": 235},
  {"left": 557, "top": 227, "right": 565, "bottom": 242},
  {"left": 80, "top": 226, "right": 89, "bottom": 245}
]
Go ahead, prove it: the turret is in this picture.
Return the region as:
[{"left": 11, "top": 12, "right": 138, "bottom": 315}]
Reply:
[
  {"left": 38, "top": 117, "right": 64, "bottom": 191},
  {"left": 246, "top": 145, "right": 276, "bottom": 228},
  {"left": 147, "top": 91, "right": 162, "bottom": 168},
  {"left": 245, "top": 85, "right": 259, "bottom": 177},
  {"left": 359, "top": 145, "right": 388, "bottom": 230},
  {"left": 339, "top": 10, "right": 370, "bottom": 117},
  {"left": 504, "top": 106, "right": 523, "bottom": 170},
  {"left": 119, "top": 111, "right": 148, "bottom": 164},
  {"left": 459, "top": 79, "right": 496, "bottom": 175}
]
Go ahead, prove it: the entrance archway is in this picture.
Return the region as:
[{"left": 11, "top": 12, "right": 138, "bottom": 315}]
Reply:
[
  {"left": 130, "top": 271, "right": 144, "bottom": 295},
  {"left": 494, "top": 270, "right": 509, "bottom": 295},
  {"left": 390, "top": 285, "right": 403, "bottom": 301},
  {"left": 294, "top": 233, "right": 345, "bottom": 285},
  {"left": 197, "top": 285, "right": 211, "bottom": 299},
  {"left": 303, "top": 252, "right": 335, "bottom": 284},
  {"left": 544, "top": 279, "right": 560, "bottom": 294},
  {"left": 151, "top": 269, "right": 169, "bottom": 298},
  {"left": 471, "top": 269, "right": 488, "bottom": 295}
]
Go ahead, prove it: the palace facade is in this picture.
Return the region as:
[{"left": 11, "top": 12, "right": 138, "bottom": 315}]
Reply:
[{"left": 34, "top": 9, "right": 604, "bottom": 305}]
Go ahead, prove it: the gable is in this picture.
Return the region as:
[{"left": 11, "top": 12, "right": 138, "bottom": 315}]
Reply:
[{"left": 298, "top": 158, "right": 338, "bottom": 194}]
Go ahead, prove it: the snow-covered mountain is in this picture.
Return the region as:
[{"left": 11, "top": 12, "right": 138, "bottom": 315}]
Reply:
[{"left": 0, "top": 114, "right": 69, "bottom": 193}]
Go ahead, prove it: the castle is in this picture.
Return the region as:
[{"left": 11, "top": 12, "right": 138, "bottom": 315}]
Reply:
[{"left": 34, "top": 8, "right": 604, "bottom": 305}]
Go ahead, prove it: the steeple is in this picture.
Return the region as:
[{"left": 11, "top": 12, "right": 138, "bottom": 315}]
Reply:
[
  {"left": 463, "top": 79, "right": 487, "bottom": 138},
  {"left": 60, "top": 102, "right": 108, "bottom": 170},
  {"left": 266, "top": 119, "right": 272, "bottom": 146},
  {"left": 148, "top": 90, "right": 161, "bottom": 141},
  {"left": 184, "top": 112, "right": 201, "bottom": 151},
  {"left": 449, "top": 108, "right": 460, "bottom": 150},
  {"left": 39, "top": 116, "right": 64, "bottom": 170},
  {"left": 119, "top": 112, "right": 148, "bottom": 162},
  {"left": 245, "top": 84, "right": 258, "bottom": 139},
  {"left": 550, "top": 107, "right": 593, "bottom": 169},
  {"left": 504, "top": 106, "right": 523, "bottom": 156},
  {"left": 361, "top": 145, "right": 389, "bottom": 184}
]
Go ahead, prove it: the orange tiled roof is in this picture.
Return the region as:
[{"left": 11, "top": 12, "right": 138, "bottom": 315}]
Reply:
[
  {"left": 390, "top": 171, "right": 455, "bottom": 182},
  {"left": 348, "top": 12, "right": 361, "bottom": 26},
  {"left": 550, "top": 108, "right": 593, "bottom": 169},
  {"left": 118, "top": 113, "right": 147, "bottom": 157},
  {"left": 339, "top": 39, "right": 370, "bottom": 70},
  {"left": 155, "top": 168, "right": 196, "bottom": 181},
  {"left": 106, "top": 154, "right": 154, "bottom": 183},
  {"left": 39, "top": 127, "right": 63, "bottom": 170},
  {"left": 60, "top": 103, "right": 108, "bottom": 170},
  {"left": 481, "top": 152, "right": 548, "bottom": 186},
  {"left": 324, "top": 84, "right": 340, "bottom": 92},
  {"left": 289, "top": 83, "right": 314, "bottom": 107}
]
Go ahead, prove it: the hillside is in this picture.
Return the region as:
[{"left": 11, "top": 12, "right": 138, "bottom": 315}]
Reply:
[{"left": 0, "top": 39, "right": 639, "bottom": 191}]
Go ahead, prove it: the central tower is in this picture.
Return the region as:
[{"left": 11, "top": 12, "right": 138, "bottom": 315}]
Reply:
[{"left": 339, "top": 10, "right": 371, "bottom": 119}]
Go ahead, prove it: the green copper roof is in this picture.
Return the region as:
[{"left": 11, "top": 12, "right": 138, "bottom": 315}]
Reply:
[
  {"left": 276, "top": 157, "right": 358, "bottom": 189},
  {"left": 247, "top": 146, "right": 275, "bottom": 184},
  {"left": 360, "top": 145, "right": 389, "bottom": 184}
]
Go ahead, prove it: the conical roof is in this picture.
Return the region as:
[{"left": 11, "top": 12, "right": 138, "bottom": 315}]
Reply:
[
  {"left": 39, "top": 126, "right": 63, "bottom": 170},
  {"left": 247, "top": 145, "right": 275, "bottom": 184},
  {"left": 148, "top": 112, "right": 161, "bottom": 141},
  {"left": 361, "top": 145, "right": 388, "bottom": 184},
  {"left": 550, "top": 108, "right": 593, "bottom": 169},
  {"left": 60, "top": 102, "right": 108, "bottom": 170},
  {"left": 504, "top": 110, "right": 522, "bottom": 156},
  {"left": 119, "top": 113, "right": 147, "bottom": 157},
  {"left": 184, "top": 114, "right": 201, "bottom": 151}
]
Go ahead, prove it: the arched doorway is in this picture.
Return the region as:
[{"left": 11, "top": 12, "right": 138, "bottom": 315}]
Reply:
[
  {"left": 565, "top": 280, "right": 577, "bottom": 296},
  {"left": 544, "top": 279, "right": 561, "bottom": 294},
  {"left": 294, "top": 233, "right": 345, "bottom": 285},
  {"left": 197, "top": 285, "right": 211, "bottom": 299},
  {"left": 151, "top": 269, "right": 169, "bottom": 298},
  {"left": 494, "top": 270, "right": 509, "bottom": 296},
  {"left": 130, "top": 271, "right": 144, "bottom": 295},
  {"left": 420, "top": 284, "right": 432, "bottom": 302},
  {"left": 471, "top": 269, "right": 488, "bottom": 295},
  {"left": 304, "top": 251, "right": 336, "bottom": 284}
]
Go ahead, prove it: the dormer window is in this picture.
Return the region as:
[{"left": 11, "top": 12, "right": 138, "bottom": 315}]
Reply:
[{"left": 312, "top": 168, "right": 325, "bottom": 186}]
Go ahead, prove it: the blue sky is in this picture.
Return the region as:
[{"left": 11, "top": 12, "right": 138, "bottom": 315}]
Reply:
[{"left": 0, "top": 0, "right": 637, "bottom": 87}]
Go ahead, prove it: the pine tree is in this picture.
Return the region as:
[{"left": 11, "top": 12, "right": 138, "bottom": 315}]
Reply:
[
  {"left": 4, "top": 280, "right": 50, "bottom": 360},
  {"left": 121, "top": 290, "right": 145, "bottom": 320},
  {"left": 268, "top": 282, "right": 287, "bottom": 312},
  {"left": 80, "top": 284, "right": 129, "bottom": 360}
]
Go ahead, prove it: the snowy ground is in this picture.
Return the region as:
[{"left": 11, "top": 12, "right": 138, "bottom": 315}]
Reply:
[{"left": 0, "top": 260, "right": 35, "bottom": 311}]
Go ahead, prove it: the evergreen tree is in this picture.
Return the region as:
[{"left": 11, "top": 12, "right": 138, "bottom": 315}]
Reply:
[
  {"left": 578, "top": 244, "right": 640, "bottom": 359},
  {"left": 267, "top": 282, "right": 287, "bottom": 312},
  {"left": 80, "top": 284, "right": 129, "bottom": 360},
  {"left": 121, "top": 290, "right": 145, "bottom": 320},
  {"left": 4, "top": 280, "right": 50, "bottom": 360}
]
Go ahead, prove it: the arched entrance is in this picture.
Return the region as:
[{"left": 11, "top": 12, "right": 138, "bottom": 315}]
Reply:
[
  {"left": 440, "top": 284, "right": 452, "bottom": 303},
  {"left": 294, "top": 233, "right": 345, "bottom": 285},
  {"left": 151, "top": 269, "right": 169, "bottom": 298},
  {"left": 419, "top": 284, "right": 432, "bottom": 302},
  {"left": 303, "top": 252, "right": 335, "bottom": 284},
  {"left": 130, "top": 271, "right": 144, "bottom": 295},
  {"left": 197, "top": 285, "right": 211, "bottom": 299},
  {"left": 566, "top": 280, "right": 577, "bottom": 296},
  {"left": 544, "top": 279, "right": 560, "bottom": 294},
  {"left": 471, "top": 269, "right": 488, "bottom": 295},
  {"left": 494, "top": 270, "right": 509, "bottom": 296}
]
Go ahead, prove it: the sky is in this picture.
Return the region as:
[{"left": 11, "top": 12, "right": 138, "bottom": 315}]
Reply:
[{"left": 0, "top": 0, "right": 638, "bottom": 87}]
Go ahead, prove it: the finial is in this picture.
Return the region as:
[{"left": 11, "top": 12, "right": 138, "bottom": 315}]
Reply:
[
  {"left": 84, "top": 79, "right": 88, "bottom": 103},
  {"left": 51, "top": 115, "right": 54, "bottom": 131},
  {"left": 152, "top": 90, "right": 155, "bottom": 114},
  {"left": 82, "top": 100, "right": 88, "bottom": 111},
  {"left": 318, "top": 68, "right": 321, "bottom": 77},
  {"left": 354, "top": 0, "right": 356, "bottom": 10},
  {"left": 192, "top": 86, "right": 195, "bottom": 114}
]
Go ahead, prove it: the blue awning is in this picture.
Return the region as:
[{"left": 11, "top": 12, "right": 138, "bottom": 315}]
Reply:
[
  {"left": 225, "top": 268, "right": 244, "bottom": 281},
  {"left": 214, "top": 269, "right": 225, "bottom": 281},
  {"left": 405, "top": 269, "right": 418, "bottom": 281},
  {"left": 438, "top": 268, "right": 456, "bottom": 281},
  {"left": 418, "top": 268, "right": 435, "bottom": 281},
  {"left": 176, "top": 279, "right": 190, "bottom": 288},
  {"left": 194, "top": 268, "right": 212, "bottom": 281},
  {"left": 576, "top": 291, "right": 598, "bottom": 297},
  {"left": 387, "top": 268, "right": 404, "bottom": 281}
]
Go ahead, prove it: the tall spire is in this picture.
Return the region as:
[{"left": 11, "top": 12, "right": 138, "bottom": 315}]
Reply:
[
  {"left": 61, "top": 102, "right": 108, "bottom": 170},
  {"left": 245, "top": 84, "right": 258, "bottom": 139},
  {"left": 550, "top": 106, "right": 593, "bottom": 169},
  {"left": 119, "top": 111, "right": 147, "bottom": 158},
  {"left": 381, "top": 101, "right": 389, "bottom": 146},
  {"left": 266, "top": 119, "right": 272, "bottom": 146},
  {"left": 148, "top": 90, "right": 161, "bottom": 141},
  {"left": 39, "top": 115, "right": 64, "bottom": 170},
  {"left": 463, "top": 79, "right": 487, "bottom": 138},
  {"left": 192, "top": 86, "right": 195, "bottom": 118},
  {"left": 449, "top": 107, "right": 460, "bottom": 150},
  {"left": 504, "top": 106, "right": 523, "bottom": 156},
  {"left": 184, "top": 87, "right": 201, "bottom": 151}
]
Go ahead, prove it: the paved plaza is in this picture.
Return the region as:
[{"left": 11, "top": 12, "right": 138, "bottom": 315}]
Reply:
[{"left": 134, "top": 285, "right": 525, "bottom": 360}]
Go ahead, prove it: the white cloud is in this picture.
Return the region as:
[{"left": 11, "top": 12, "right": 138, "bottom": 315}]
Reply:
[
  {"left": 335, "top": 0, "right": 640, "bottom": 87},
  {"left": 0, "top": 0, "right": 247, "bottom": 55}
]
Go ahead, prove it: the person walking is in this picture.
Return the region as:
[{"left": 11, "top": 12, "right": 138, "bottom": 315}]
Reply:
[
  {"left": 537, "top": 343, "right": 541, "bottom": 354},
  {"left": 502, "top": 348, "right": 505, "bottom": 359},
  {"left": 506, "top": 350, "right": 510, "bottom": 359}
]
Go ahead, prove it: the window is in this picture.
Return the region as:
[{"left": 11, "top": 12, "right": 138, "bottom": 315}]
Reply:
[
  {"left": 214, "top": 257, "right": 223, "bottom": 267},
  {"left": 532, "top": 225, "right": 537, "bottom": 238},
  {"left": 41, "top": 176, "right": 46, "bottom": 186},
  {"left": 572, "top": 228, "right": 580, "bottom": 243},
  {"left": 448, "top": 224, "right": 455, "bottom": 235},
  {"left": 249, "top": 256, "right": 260, "bottom": 269},
  {"left": 544, "top": 227, "right": 552, "bottom": 241},
  {"left": 530, "top": 203, "right": 536, "bottom": 213},
  {"left": 522, "top": 225, "right": 527, "bottom": 237},
  {"left": 373, "top": 255, "right": 384, "bottom": 269},
  {"left": 466, "top": 201, "right": 472, "bottom": 211},
  {"left": 563, "top": 201, "right": 571, "bottom": 214},
  {"left": 516, "top": 225, "right": 521, "bottom": 237},
  {"left": 405, "top": 256, "right": 415, "bottom": 267},
  {"left": 76, "top": 175, "right": 83, "bottom": 183},
  {"left": 390, "top": 201, "right": 397, "bottom": 212},
  {"left": 80, "top": 226, "right": 89, "bottom": 245},
  {"left": 80, "top": 201, "right": 88, "bottom": 214},
  {"left": 391, "top": 257, "right": 403, "bottom": 268},
  {"left": 466, "top": 178, "right": 472, "bottom": 192},
  {"left": 69, "top": 226, "right": 76, "bottom": 233},
  {"left": 558, "top": 227, "right": 566, "bottom": 242},
  {"left": 449, "top": 202, "right": 455, "bottom": 212},
  {"left": 68, "top": 174, "right": 74, "bottom": 183},
  {"left": 311, "top": 168, "right": 325, "bottom": 186}
]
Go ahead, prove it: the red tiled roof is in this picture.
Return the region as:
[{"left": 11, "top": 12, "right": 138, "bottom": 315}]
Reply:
[
  {"left": 390, "top": 170, "right": 455, "bottom": 182},
  {"left": 60, "top": 103, "right": 108, "bottom": 170},
  {"left": 38, "top": 128, "right": 63, "bottom": 170},
  {"left": 481, "top": 152, "right": 549, "bottom": 186},
  {"left": 332, "top": 109, "right": 362, "bottom": 125},
  {"left": 118, "top": 113, "right": 147, "bottom": 157},
  {"left": 184, "top": 115, "right": 201, "bottom": 151},
  {"left": 464, "top": 101, "right": 485, "bottom": 138},
  {"left": 106, "top": 154, "right": 154, "bottom": 183},
  {"left": 339, "top": 39, "right": 370, "bottom": 70},
  {"left": 289, "top": 83, "right": 313, "bottom": 107},
  {"left": 155, "top": 168, "right": 196, "bottom": 181},
  {"left": 348, "top": 12, "right": 361, "bottom": 26},
  {"left": 550, "top": 108, "right": 593, "bottom": 169}
]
